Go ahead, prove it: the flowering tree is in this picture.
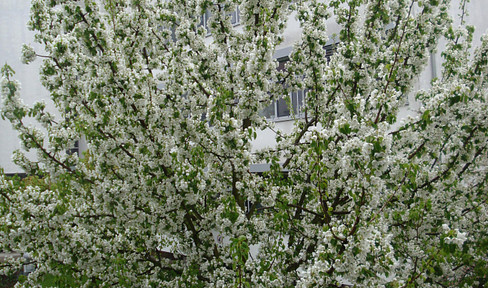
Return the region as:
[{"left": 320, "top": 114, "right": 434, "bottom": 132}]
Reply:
[{"left": 1, "top": 0, "right": 488, "bottom": 287}]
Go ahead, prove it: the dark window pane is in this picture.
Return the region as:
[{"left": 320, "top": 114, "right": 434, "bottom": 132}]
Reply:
[
  {"left": 200, "top": 15, "right": 204, "bottom": 27},
  {"left": 277, "top": 97, "right": 290, "bottom": 117},
  {"left": 230, "top": 6, "right": 240, "bottom": 25},
  {"left": 199, "top": 10, "right": 211, "bottom": 33},
  {"left": 325, "top": 44, "right": 336, "bottom": 62},
  {"left": 291, "top": 92, "right": 298, "bottom": 114},
  {"left": 277, "top": 59, "right": 287, "bottom": 71},
  {"left": 260, "top": 103, "right": 275, "bottom": 118}
]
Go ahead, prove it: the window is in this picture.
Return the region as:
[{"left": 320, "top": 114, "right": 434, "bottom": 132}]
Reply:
[
  {"left": 199, "top": 9, "right": 212, "bottom": 35},
  {"left": 324, "top": 43, "right": 336, "bottom": 62},
  {"left": 156, "top": 25, "right": 177, "bottom": 43},
  {"left": 262, "top": 44, "right": 337, "bottom": 120},
  {"left": 199, "top": 5, "right": 240, "bottom": 35},
  {"left": 261, "top": 57, "right": 306, "bottom": 120},
  {"left": 229, "top": 5, "right": 240, "bottom": 26},
  {"left": 67, "top": 140, "right": 79, "bottom": 157},
  {"left": 261, "top": 89, "right": 306, "bottom": 120}
]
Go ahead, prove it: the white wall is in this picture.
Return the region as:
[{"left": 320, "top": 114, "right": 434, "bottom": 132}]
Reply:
[
  {"left": 433, "top": 0, "right": 488, "bottom": 77},
  {"left": 0, "top": 0, "right": 53, "bottom": 174},
  {"left": 252, "top": 0, "right": 488, "bottom": 153},
  {"left": 1, "top": 1, "right": 486, "bottom": 173}
]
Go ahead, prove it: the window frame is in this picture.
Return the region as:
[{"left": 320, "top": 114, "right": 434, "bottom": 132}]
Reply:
[
  {"left": 199, "top": 5, "right": 241, "bottom": 37},
  {"left": 262, "top": 43, "right": 338, "bottom": 122}
]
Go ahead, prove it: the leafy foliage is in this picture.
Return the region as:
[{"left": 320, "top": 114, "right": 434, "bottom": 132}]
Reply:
[{"left": 1, "top": 0, "right": 488, "bottom": 287}]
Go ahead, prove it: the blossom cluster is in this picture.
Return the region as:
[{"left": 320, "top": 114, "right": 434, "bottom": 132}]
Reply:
[{"left": 1, "top": 0, "right": 487, "bottom": 287}]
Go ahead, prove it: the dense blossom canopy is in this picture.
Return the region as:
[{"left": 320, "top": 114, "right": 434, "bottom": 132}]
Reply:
[{"left": 1, "top": 0, "right": 488, "bottom": 287}]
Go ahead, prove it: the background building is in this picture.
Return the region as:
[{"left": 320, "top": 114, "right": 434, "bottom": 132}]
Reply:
[
  {"left": 1, "top": 0, "right": 487, "bottom": 174},
  {"left": 0, "top": 0, "right": 52, "bottom": 175}
]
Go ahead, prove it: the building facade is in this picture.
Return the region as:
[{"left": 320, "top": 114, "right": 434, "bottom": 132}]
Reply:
[{"left": 0, "top": 0, "right": 487, "bottom": 174}]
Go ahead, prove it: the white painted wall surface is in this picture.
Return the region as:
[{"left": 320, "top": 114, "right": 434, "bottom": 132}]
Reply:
[
  {"left": 252, "top": 0, "right": 488, "bottom": 154},
  {"left": 0, "top": 0, "right": 53, "bottom": 174},
  {"left": 0, "top": 0, "right": 486, "bottom": 173}
]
